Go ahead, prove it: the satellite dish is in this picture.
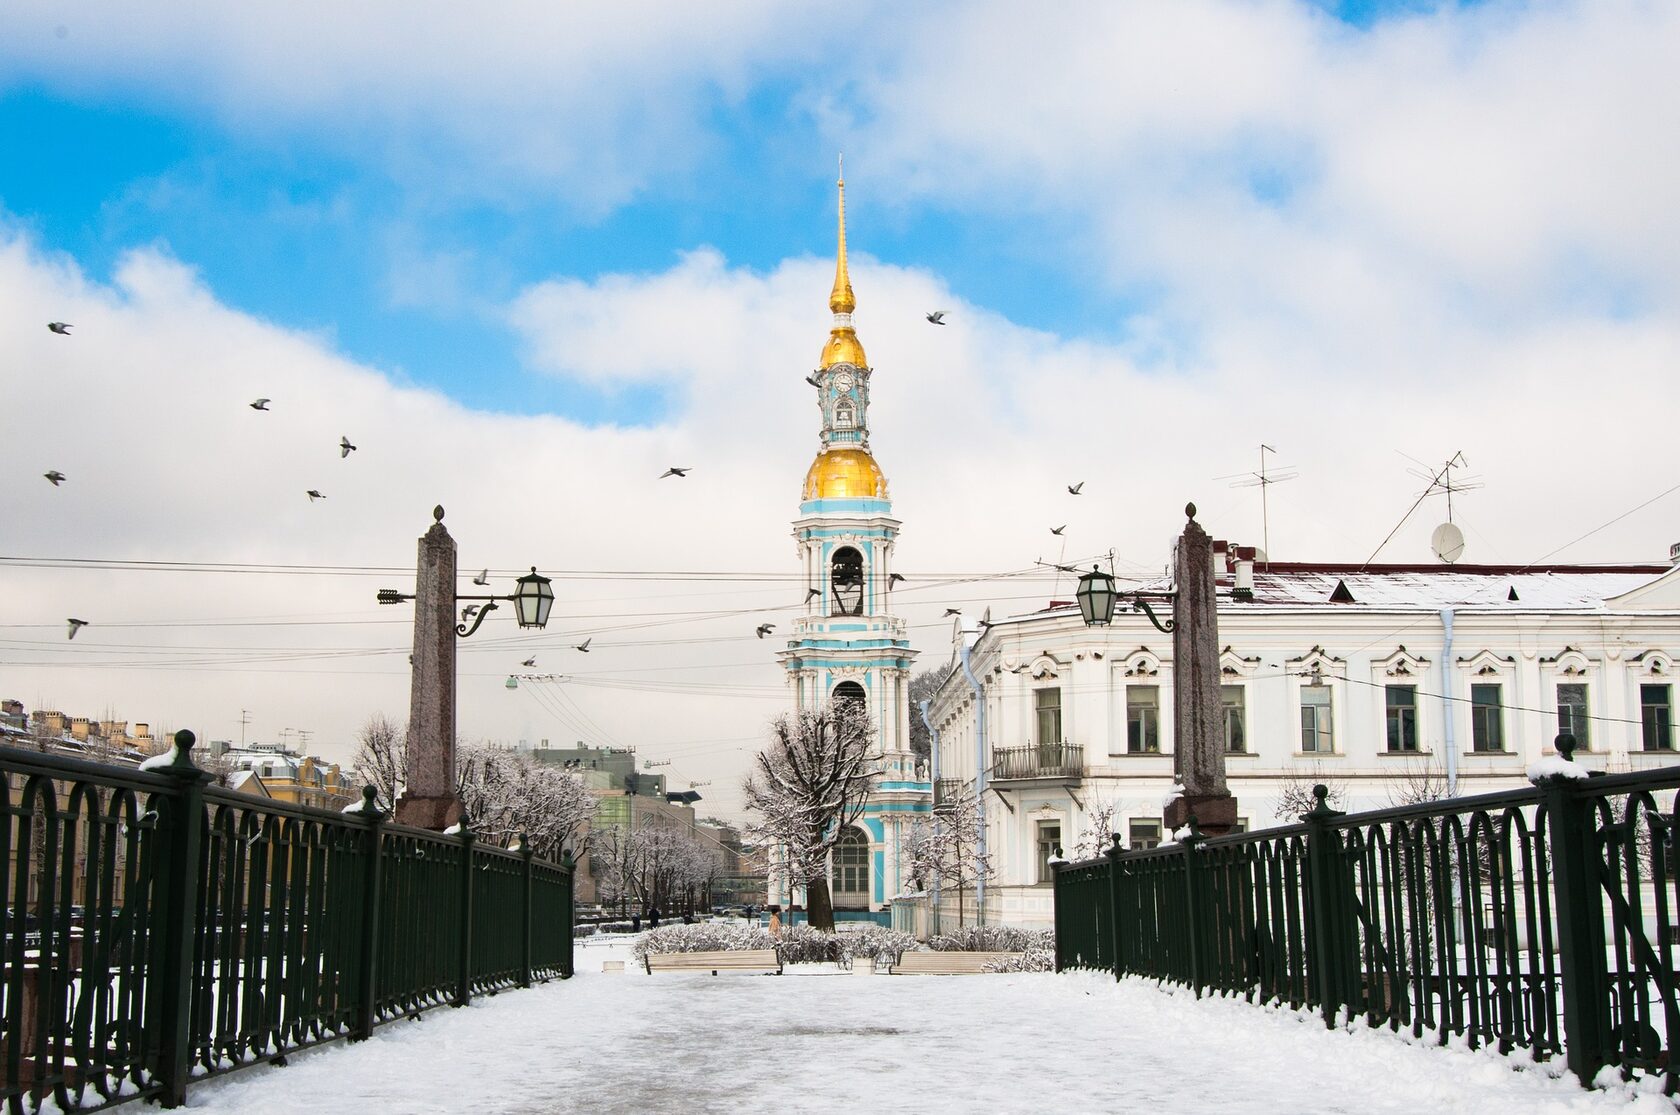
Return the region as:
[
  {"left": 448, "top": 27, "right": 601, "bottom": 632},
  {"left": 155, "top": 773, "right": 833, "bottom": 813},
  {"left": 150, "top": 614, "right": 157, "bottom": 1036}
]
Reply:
[{"left": 1431, "top": 522, "right": 1466, "bottom": 564}]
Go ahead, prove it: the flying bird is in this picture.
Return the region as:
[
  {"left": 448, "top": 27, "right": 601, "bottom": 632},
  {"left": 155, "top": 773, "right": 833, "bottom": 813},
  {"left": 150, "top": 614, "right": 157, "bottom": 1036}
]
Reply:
[
  {"left": 47, "top": 322, "right": 72, "bottom": 335},
  {"left": 1050, "top": 525, "right": 1066, "bottom": 536},
  {"left": 306, "top": 489, "right": 324, "bottom": 501},
  {"left": 943, "top": 608, "right": 962, "bottom": 617},
  {"left": 756, "top": 623, "right": 775, "bottom": 638},
  {"left": 461, "top": 605, "right": 481, "bottom": 620},
  {"left": 925, "top": 311, "right": 946, "bottom": 325},
  {"left": 67, "top": 618, "right": 87, "bottom": 639},
  {"left": 574, "top": 638, "right": 592, "bottom": 653},
  {"left": 522, "top": 657, "right": 537, "bottom": 667},
  {"left": 888, "top": 573, "right": 905, "bottom": 586},
  {"left": 249, "top": 398, "right": 271, "bottom": 411},
  {"left": 805, "top": 588, "right": 822, "bottom": 601},
  {"left": 659, "top": 467, "right": 691, "bottom": 479},
  {"left": 339, "top": 436, "right": 357, "bottom": 458},
  {"left": 43, "top": 470, "right": 66, "bottom": 486},
  {"left": 473, "top": 569, "right": 489, "bottom": 586},
  {"left": 1067, "top": 482, "right": 1084, "bottom": 495},
  {"left": 805, "top": 374, "right": 822, "bottom": 387}
]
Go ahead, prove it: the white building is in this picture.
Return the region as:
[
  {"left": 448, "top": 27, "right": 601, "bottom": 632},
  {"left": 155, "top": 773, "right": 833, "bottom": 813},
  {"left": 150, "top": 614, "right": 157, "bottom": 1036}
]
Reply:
[{"left": 924, "top": 548, "right": 1680, "bottom": 928}]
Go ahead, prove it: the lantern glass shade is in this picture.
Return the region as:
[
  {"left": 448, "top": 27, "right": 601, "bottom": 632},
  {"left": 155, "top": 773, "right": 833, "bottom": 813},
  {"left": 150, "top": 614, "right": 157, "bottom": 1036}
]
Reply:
[
  {"left": 513, "top": 568, "right": 554, "bottom": 629},
  {"left": 1076, "top": 566, "right": 1118, "bottom": 627}
]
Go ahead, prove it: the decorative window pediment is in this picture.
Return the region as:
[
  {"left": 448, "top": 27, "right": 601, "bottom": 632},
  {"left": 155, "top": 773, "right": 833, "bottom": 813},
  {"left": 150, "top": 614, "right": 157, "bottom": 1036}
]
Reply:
[
  {"left": 1123, "top": 647, "right": 1163, "bottom": 677},
  {"left": 1540, "top": 646, "right": 1595, "bottom": 677},
  {"left": 1457, "top": 649, "right": 1515, "bottom": 677},
  {"left": 1288, "top": 645, "right": 1345, "bottom": 680},
  {"left": 1631, "top": 650, "right": 1675, "bottom": 676},
  {"left": 1219, "top": 646, "right": 1261, "bottom": 678},
  {"left": 1374, "top": 645, "right": 1431, "bottom": 679},
  {"left": 1026, "top": 653, "right": 1063, "bottom": 680}
]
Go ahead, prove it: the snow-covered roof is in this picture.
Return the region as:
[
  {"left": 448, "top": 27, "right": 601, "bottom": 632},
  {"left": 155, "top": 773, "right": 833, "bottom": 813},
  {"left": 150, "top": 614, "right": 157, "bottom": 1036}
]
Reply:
[{"left": 1238, "top": 564, "right": 1669, "bottom": 610}]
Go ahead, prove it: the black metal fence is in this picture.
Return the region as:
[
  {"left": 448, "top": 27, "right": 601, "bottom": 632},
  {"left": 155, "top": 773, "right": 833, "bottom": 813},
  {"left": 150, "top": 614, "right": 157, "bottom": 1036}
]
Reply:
[
  {"left": 0, "top": 731, "right": 574, "bottom": 1113},
  {"left": 1052, "top": 746, "right": 1680, "bottom": 1092}
]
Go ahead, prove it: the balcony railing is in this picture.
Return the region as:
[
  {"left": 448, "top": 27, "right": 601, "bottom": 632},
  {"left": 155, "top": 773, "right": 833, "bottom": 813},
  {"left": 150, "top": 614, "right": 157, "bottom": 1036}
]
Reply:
[
  {"left": 932, "top": 778, "right": 966, "bottom": 811},
  {"left": 989, "top": 743, "right": 1084, "bottom": 782}
]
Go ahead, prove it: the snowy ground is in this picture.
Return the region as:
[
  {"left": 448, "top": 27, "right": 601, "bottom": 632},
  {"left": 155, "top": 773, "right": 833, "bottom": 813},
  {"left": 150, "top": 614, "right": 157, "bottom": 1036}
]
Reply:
[{"left": 176, "top": 936, "right": 1673, "bottom": 1114}]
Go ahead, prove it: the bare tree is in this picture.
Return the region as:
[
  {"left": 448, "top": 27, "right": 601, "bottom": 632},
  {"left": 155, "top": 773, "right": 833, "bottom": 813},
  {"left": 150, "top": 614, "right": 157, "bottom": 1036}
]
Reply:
[
  {"left": 354, "top": 714, "right": 406, "bottom": 811},
  {"left": 741, "top": 698, "right": 876, "bottom": 932},
  {"left": 906, "top": 784, "right": 994, "bottom": 926},
  {"left": 456, "top": 744, "right": 595, "bottom": 861},
  {"left": 1274, "top": 764, "right": 1349, "bottom": 822},
  {"left": 1070, "top": 791, "right": 1124, "bottom": 861}
]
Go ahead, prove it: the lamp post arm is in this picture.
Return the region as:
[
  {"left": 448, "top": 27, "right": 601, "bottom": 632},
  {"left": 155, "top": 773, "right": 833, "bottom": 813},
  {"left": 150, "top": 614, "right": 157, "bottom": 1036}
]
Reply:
[
  {"left": 1130, "top": 594, "right": 1176, "bottom": 634},
  {"left": 456, "top": 600, "right": 501, "bottom": 638}
]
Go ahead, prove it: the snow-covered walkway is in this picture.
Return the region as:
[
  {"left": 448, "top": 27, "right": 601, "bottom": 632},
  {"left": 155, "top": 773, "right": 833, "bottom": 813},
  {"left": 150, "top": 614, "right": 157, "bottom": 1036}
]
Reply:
[{"left": 180, "top": 939, "right": 1671, "bottom": 1114}]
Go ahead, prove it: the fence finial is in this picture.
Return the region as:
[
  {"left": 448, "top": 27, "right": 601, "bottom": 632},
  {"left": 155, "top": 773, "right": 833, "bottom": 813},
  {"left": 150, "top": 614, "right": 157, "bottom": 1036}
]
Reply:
[{"left": 1555, "top": 732, "right": 1578, "bottom": 762}]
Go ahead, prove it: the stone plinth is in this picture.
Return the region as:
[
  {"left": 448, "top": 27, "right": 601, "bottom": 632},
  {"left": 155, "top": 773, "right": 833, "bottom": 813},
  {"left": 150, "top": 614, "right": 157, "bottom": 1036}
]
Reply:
[
  {"left": 1164, "top": 793, "right": 1238, "bottom": 837},
  {"left": 395, "top": 792, "right": 462, "bottom": 830},
  {"left": 1166, "top": 503, "right": 1237, "bottom": 833}
]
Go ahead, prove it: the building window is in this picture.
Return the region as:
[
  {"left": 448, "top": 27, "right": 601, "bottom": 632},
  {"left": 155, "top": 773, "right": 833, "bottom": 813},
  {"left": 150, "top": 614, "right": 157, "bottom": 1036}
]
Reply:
[
  {"left": 1035, "top": 820, "right": 1062, "bottom": 884},
  {"left": 1129, "top": 819, "right": 1161, "bottom": 851},
  {"left": 1300, "top": 686, "right": 1333, "bottom": 753},
  {"left": 830, "top": 547, "right": 864, "bottom": 616},
  {"left": 835, "top": 401, "right": 854, "bottom": 428},
  {"left": 1035, "top": 688, "right": 1062, "bottom": 748},
  {"left": 1556, "top": 683, "right": 1590, "bottom": 750},
  {"left": 833, "top": 826, "right": 869, "bottom": 902},
  {"left": 1127, "top": 687, "right": 1159, "bottom": 754},
  {"left": 1221, "top": 685, "right": 1246, "bottom": 753},
  {"left": 1471, "top": 684, "right": 1505, "bottom": 752},
  {"left": 1642, "top": 684, "right": 1673, "bottom": 752},
  {"left": 1385, "top": 685, "right": 1418, "bottom": 753}
]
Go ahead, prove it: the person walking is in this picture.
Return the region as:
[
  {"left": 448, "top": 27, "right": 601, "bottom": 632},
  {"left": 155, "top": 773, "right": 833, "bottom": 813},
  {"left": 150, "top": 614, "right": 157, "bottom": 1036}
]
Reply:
[{"left": 767, "top": 905, "right": 782, "bottom": 938}]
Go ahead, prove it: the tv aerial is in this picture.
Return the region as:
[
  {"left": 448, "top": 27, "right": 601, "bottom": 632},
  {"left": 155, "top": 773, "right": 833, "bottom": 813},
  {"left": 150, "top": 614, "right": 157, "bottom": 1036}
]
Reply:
[
  {"left": 1216, "top": 444, "right": 1296, "bottom": 568},
  {"left": 1407, "top": 450, "right": 1481, "bottom": 564}
]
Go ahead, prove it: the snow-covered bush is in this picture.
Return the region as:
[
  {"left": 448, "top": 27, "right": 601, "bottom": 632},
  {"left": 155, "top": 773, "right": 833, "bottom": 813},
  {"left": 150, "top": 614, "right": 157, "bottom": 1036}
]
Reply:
[
  {"left": 631, "top": 921, "right": 772, "bottom": 962},
  {"left": 572, "top": 924, "right": 597, "bottom": 939},
  {"left": 928, "top": 925, "right": 1054, "bottom": 953},
  {"left": 982, "top": 947, "right": 1055, "bottom": 973},
  {"left": 774, "top": 924, "right": 848, "bottom": 965},
  {"left": 838, "top": 926, "right": 917, "bottom": 966}
]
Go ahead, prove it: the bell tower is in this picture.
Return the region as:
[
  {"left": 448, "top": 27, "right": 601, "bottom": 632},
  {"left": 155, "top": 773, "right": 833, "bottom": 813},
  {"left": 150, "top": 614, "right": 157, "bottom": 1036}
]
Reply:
[{"left": 775, "top": 164, "right": 927, "bottom": 914}]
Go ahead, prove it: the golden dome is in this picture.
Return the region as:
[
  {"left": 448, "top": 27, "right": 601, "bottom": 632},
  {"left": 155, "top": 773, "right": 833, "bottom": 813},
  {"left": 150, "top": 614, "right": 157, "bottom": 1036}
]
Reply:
[
  {"left": 821, "top": 328, "right": 867, "bottom": 369},
  {"left": 802, "top": 448, "right": 888, "bottom": 501}
]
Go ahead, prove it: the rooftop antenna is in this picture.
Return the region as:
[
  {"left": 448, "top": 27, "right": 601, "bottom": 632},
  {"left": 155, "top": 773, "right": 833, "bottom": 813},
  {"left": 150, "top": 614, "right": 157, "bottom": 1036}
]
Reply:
[
  {"left": 238, "top": 709, "right": 252, "bottom": 748},
  {"left": 1219, "top": 444, "right": 1297, "bottom": 570},
  {"left": 1404, "top": 450, "right": 1482, "bottom": 526}
]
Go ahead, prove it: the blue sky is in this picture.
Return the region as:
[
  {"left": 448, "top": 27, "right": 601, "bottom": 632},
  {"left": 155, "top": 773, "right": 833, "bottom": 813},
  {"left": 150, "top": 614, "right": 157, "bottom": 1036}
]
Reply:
[{"left": 0, "top": 0, "right": 1497, "bottom": 426}]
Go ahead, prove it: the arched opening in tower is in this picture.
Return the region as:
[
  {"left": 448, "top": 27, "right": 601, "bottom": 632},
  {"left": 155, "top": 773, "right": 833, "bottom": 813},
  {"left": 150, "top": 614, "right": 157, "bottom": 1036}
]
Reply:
[{"left": 831, "top": 547, "right": 864, "bottom": 615}]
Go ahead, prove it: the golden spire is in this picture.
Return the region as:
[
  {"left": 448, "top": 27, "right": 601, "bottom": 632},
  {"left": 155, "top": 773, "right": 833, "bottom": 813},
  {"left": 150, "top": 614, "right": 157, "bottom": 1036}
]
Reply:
[{"left": 828, "top": 155, "right": 855, "bottom": 315}]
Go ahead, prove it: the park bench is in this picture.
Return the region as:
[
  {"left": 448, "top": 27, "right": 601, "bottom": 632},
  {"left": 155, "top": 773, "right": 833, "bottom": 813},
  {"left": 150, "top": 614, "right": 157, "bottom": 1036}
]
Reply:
[
  {"left": 888, "top": 951, "right": 1023, "bottom": 974},
  {"left": 643, "top": 948, "right": 783, "bottom": 976}
]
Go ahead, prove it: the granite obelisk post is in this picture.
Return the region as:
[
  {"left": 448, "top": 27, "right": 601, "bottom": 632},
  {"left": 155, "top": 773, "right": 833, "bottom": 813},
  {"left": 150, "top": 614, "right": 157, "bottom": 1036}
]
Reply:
[
  {"left": 396, "top": 505, "right": 464, "bottom": 830},
  {"left": 1163, "top": 503, "right": 1238, "bottom": 835}
]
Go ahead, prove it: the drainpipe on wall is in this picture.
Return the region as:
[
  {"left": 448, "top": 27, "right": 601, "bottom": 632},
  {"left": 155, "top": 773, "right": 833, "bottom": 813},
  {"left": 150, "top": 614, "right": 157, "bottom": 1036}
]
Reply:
[
  {"left": 959, "top": 638, "right": 988, "bottom": 926},
  {"left": 918, "top": 698, "right": 941, "bottom": 936},
  {"left": 1441, "top": 608, "right": 1458, "bottom": 798}
]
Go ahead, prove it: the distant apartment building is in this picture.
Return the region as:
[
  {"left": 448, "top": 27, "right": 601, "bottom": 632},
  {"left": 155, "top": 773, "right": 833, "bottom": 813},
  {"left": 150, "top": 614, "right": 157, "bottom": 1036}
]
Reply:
[{"left": 212, "top": 740, "right": 356, "bottom": 811}]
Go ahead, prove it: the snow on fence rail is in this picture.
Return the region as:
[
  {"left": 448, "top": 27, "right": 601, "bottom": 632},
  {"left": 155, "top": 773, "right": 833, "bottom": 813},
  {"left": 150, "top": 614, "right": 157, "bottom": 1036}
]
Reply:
[
  {"left": 1052, "top": 742, "right": 1680, "bottom": 1094},
  {"left": 0, "top": 731, "right": 574, "bottom": 1113}
]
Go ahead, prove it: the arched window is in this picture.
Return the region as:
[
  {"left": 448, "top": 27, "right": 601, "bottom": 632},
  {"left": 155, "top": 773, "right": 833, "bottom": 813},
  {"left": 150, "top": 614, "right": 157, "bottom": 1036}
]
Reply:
[
  {"left": 833, "top": 826, "right": 869, "bottom": 907},
  {"left": 835, "top": 400, "right": 854, "bottom": 429},
  {"left": 833, "top": 681, "right": 866, "bottom": 712},
  {"left": 831, "top": 546, "right": 864, "bottom": 615}
]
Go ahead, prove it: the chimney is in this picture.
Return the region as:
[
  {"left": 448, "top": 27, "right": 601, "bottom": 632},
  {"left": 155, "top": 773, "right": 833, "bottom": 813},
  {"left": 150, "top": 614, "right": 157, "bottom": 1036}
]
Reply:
[
  {"left": 70, "top": 717, "right": 90, "bottom": 742},
  {"left": 1670, "top": 542, "right": 1680, "bottom": 567},
  {"left": 1233, "top": 546, "right": 1255, "bottom": 602},
  {"left": 1211, "top": 539, "right": 1228, "bottom": 578},
  {"left": 135, "top": 723, "right": 150, "bottom": 740}
]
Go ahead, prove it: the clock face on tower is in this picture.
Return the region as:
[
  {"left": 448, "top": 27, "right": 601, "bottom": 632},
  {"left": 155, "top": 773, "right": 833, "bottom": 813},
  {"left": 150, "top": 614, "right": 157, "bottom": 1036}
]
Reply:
[{"left": 832, "top": 371, "right": 854, "bottom": 393}]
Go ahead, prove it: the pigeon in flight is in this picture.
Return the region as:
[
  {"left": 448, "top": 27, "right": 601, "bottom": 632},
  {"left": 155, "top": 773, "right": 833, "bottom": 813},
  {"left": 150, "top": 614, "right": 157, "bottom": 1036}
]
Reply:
[
  {"left": 659, "top": 467, "right": 691, "bottom": 479},
  {"left": 1050, "top": 525, "right": 1066, "bottom": 536},
  {"left": 889, "top": 573, "right": 905, "bottom": 586},
  {"left": 47, "top": 322, "right": 72, "bottom": 335},
  {"left": 925, "top": 311, "right": 946, "bottom": 325},
  {"left": 522, "top": 656, "right": 537, "bottom": 668},
  {"left": 306, "top": 489, "right": 325, "bottom": 502},
  {"left": 943, "top": 608, "right": 961, "bottom": 617},
  {"left": 805, "top": 373, "right": 822, "bottom": 387},
  {"left": 250, "top": 398, "right": 271, "bottom": 411},
  {"left": 574, "top": 638, "right": 591, "bottom": 653},
  {"left": 67, "top": 618, "right": 88, "bottom": 639},
  {"left": 473, "top": 569, "right": 489, "bottom": 586},
  {"left": 43, "top": 471, "right": 66, "bottom": 486},
  {"left": 461, "top": 605, "right": 481, "bottom": 620},
  {"left": 1067, "top": 482, "right": 1084, "bottom": 495},
  {"left": 756, "top": 623, "right": 775, "bottom": 639},
  {"left": 340, "top": 436, "right": 357, "bottom": 458},
  {"left": 805, "top": 588, "right": 822, "bottom": 601}
]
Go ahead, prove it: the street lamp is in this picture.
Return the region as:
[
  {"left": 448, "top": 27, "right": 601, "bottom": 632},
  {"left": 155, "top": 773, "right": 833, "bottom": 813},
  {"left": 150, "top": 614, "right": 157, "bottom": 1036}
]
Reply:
[
  {"left": 513, "top": 567, "right": 555, "bottom": 629},
  {"left": 1075, "top": 565, "right": 1118, "bottom": 626}
]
